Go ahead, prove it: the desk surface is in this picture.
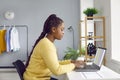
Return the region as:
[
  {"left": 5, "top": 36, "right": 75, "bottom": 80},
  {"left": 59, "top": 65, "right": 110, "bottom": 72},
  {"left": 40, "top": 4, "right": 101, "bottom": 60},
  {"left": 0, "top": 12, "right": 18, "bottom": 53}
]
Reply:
[{"left": 66, "top": 66, "right": 120, "bottom": 80}]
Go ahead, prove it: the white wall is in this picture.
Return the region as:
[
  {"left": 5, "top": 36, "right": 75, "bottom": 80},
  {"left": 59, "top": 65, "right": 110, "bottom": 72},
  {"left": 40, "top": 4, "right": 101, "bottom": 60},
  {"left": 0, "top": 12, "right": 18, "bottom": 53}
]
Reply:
[
  {"left": 94, "top": 0, "right": 120, "bottom": 73},
  {"left": 79, "top": 0, "right": 94, "bottom": 48},
  {"left": 111, "top": 0, "right": 120, "bottom": 62},
  {"left": 80, "top": 0, "right": 94, "bottom": 20},
  {"left": 110, "top": 0, "right": 120, "bottom": 73}
]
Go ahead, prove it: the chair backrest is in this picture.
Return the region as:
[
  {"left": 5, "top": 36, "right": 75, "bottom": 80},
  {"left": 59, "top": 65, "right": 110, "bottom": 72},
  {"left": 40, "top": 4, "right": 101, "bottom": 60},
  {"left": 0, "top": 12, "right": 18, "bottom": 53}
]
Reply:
[{"left": 13, "top": 60, "right": 26, "bottom": 80}]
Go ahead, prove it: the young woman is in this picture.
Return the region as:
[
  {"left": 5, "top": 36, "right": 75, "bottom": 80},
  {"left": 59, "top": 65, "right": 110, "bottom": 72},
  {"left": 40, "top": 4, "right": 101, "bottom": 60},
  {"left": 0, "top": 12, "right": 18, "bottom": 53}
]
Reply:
[{"left": 23, "top": 14, "right": 84, "bottom": 80}]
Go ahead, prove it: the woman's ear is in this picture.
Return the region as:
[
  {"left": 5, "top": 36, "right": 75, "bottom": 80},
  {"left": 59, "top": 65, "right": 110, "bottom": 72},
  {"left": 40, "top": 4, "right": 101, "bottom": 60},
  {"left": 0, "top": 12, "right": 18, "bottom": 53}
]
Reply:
[{"left": 51, "top": 27, "right": 56, "bottom": 33}]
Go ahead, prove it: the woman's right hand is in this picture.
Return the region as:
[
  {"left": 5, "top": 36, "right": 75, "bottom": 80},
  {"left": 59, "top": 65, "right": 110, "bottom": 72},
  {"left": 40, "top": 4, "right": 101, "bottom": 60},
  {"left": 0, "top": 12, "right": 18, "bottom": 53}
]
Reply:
[{"left": 71, "top": 60, "right": 85, "bottom": 68}]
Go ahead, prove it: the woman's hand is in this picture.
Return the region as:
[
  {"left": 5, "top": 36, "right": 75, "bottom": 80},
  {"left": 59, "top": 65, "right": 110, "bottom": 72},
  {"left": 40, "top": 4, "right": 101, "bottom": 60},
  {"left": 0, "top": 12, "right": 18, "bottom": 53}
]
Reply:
[{"left": 71, "top": 60, "right": 85, "bottom": 68}]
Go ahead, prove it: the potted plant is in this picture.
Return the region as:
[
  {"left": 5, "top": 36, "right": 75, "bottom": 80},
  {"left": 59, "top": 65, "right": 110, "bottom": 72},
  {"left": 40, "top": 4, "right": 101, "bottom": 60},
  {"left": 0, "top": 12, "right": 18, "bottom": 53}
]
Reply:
[
  {"left": 63, "top": 47, "right": 80, "bottom": 60},
  {"left": 83, "top": 8, "right": 98, "bottom": 19}
]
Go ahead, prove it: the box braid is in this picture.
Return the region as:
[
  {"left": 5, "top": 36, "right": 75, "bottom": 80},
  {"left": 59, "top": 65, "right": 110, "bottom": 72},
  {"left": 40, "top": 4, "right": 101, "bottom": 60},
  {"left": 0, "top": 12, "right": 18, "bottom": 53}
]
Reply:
[{"left": 25, "top": 14, "right": 63, "bottom": 67}]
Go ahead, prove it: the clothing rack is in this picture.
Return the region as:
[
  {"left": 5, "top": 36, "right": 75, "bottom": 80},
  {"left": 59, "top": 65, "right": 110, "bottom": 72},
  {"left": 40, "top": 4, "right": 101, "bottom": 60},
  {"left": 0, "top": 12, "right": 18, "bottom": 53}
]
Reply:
[{"left": 0, "top": 25, "right": 28, "bottom": 68}]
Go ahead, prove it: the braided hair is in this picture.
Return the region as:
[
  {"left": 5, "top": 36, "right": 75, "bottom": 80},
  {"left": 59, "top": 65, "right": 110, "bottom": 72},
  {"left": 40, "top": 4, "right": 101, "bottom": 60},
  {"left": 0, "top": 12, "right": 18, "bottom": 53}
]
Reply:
[{"left": 26, "top": 14, "right": 63, "bottom": 67}]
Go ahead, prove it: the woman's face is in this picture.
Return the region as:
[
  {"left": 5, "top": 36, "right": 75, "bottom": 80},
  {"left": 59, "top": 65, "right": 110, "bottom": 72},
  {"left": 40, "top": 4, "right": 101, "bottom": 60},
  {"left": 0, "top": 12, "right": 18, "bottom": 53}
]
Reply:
[{"left": 53, "top": 22, "right": 65, "bottom": 40}]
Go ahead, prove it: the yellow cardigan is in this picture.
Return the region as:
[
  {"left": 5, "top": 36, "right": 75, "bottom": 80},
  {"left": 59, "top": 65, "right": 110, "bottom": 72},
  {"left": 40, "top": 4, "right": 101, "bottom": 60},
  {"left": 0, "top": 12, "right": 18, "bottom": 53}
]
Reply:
[
  {"left": 0, "top": 30, "right": 6, "bottom": 54},
  {"left": 23, "top": 37, "right": 75, "bottom": 80}
]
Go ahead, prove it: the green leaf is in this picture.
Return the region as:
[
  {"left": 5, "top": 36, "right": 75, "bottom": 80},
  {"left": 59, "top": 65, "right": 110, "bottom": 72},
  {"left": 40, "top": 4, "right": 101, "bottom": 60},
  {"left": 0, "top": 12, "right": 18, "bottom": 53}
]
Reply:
[
  {"left": 83, "top": 8, "right": 98, "bottom": 16},
  {"left": 63, "top": 47, "right": 80, "bottom": 60}
]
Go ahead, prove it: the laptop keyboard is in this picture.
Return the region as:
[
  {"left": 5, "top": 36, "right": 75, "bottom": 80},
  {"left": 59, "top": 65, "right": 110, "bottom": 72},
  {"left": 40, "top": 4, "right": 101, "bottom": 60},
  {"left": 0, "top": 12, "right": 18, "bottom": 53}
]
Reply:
[{"left": 83, "top": 65, "right": 96, "bottom": 69}]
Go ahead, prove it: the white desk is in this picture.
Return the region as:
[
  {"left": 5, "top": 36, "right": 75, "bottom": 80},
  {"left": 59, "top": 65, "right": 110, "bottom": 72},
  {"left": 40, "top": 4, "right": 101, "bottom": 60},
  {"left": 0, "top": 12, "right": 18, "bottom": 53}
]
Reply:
[{"left": 66, "top": 66, "right": 120, "bottom": 80}]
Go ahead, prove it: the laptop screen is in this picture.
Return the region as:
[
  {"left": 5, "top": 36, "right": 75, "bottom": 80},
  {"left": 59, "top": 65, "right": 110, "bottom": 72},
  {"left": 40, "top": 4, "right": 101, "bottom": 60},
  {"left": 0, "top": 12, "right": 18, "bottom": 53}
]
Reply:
[{"left": 93, "top": 47, "right": 106, "bottom": 67}]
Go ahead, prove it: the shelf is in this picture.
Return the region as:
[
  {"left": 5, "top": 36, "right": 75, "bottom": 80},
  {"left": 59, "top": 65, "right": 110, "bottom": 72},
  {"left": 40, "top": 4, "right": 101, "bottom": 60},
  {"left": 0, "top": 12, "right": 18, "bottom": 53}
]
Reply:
[
  {"left": 93, "top": 19, "right": 103, "bottom": 22},
  {"left": 80, "top": 19, "right": 103, "bottom": 23},
  {"left": 86, "top": 16, "right": 105, "bottom": 19},
  {"left": 80, "top": 36, "right": 104, "bottom": 38},
  {"left": 80, "top": 16, "right": 106, "bottom": 64},
  {"left": 80, "top": 38, "right": 103, "bottom": 41},
  {"left": 86, "top": 55, "right": 95, "bottom": 58},
  {"left": 80, "top": 16, "right": 104, "bottom": 23}
]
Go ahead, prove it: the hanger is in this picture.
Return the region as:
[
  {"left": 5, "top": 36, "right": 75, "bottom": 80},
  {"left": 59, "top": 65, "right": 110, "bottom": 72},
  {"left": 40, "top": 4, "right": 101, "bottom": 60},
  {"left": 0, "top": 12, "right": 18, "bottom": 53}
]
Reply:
[{"left": 3, "top": 25, "right": 6, "bottom": 30}]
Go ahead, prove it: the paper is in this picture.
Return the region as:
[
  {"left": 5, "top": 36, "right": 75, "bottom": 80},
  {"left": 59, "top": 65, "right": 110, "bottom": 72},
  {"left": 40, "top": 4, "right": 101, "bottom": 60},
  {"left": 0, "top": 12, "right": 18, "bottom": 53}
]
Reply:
[{"left": 82, "top": 72, "right": 102, "bottom": 79}]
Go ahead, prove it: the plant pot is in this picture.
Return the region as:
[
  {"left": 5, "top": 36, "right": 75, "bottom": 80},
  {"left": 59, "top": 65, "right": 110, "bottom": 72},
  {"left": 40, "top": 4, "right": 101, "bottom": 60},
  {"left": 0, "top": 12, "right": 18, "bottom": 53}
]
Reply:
[{"left": 87, "top": 14, "right": 93, "bottom": 20}]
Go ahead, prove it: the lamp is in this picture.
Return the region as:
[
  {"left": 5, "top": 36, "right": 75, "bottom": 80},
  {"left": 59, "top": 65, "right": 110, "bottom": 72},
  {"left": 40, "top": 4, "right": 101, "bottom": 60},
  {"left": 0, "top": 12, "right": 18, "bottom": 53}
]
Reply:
[{"left": 68, "top": 26, "right": 74, "bottom": 48}]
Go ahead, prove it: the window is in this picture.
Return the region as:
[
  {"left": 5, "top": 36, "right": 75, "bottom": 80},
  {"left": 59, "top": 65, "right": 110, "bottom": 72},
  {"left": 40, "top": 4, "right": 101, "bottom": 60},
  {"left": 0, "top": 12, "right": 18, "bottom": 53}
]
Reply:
[{"left": 111, "top": 0, "right": 120, "bottom": 62}]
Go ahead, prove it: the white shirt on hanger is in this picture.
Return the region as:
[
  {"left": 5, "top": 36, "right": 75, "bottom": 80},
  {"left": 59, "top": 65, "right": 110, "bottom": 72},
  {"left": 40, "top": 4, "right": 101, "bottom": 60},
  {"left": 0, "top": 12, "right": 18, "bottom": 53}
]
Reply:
[{"left": 10, "top": 27, "right": 20, "bottom": 51}]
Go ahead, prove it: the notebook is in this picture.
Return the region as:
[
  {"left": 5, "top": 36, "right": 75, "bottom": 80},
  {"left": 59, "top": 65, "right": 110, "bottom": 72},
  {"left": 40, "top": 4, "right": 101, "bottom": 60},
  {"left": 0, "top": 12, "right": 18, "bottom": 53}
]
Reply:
[{"left": 74, "top": 47, "right": 106, "bottom": 72}]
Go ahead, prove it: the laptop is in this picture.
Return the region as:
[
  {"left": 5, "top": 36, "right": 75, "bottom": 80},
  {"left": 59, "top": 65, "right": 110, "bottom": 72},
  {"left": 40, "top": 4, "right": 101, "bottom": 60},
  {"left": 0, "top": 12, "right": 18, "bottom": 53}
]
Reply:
[{"left": 74, "top": 47, "right": 106, "bottom": 72}]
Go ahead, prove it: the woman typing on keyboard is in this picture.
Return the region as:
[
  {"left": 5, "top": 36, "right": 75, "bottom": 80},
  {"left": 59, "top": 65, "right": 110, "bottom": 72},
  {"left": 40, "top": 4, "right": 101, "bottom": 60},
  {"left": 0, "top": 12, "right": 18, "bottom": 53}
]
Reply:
[{"left": 23, "top": 14, "right": 85, "bottom": 80}]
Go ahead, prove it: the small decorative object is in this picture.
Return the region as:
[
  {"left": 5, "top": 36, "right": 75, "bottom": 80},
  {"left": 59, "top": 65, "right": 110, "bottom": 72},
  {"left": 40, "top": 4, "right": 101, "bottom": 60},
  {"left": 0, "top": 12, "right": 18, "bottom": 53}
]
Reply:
[
  {"left": 83, "top": 8, "right": 98, "bottom": 20},
  {"left": 4, "top": 11, "right": 15, "bottom": 20},
  {"left": 88, "top": 32, "right": 93, "bottom": 40},
  {"left": 87, "top": 43, "right": 96, "bottom": 56}
]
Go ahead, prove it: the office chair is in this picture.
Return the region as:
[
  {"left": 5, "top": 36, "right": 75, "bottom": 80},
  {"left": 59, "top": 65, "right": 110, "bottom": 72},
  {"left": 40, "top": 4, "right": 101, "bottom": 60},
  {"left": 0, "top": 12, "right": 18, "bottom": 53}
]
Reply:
[
  {"left": 13, "top": 60, "right": 58, "bottom": 80},
  {"left": 13, "top": 60, "right": 26, "bottom": 80}
]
